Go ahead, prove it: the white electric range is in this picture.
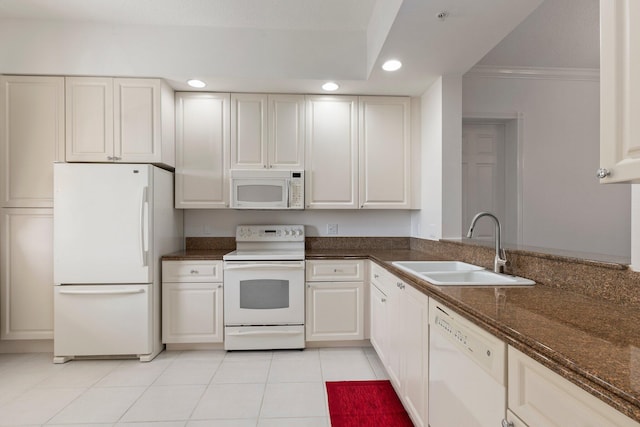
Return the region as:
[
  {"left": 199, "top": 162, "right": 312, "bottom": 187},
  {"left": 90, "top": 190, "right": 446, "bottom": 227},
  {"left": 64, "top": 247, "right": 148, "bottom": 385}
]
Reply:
[{"left": 222, "top": 225, "right": 306, "bottom": 350}]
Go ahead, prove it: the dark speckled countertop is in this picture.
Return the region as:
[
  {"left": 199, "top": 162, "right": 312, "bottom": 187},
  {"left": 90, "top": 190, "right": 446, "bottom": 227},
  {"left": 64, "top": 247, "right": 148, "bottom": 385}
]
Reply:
[{"left": 162, "top": 245, "right": 640, "bottom": 422}]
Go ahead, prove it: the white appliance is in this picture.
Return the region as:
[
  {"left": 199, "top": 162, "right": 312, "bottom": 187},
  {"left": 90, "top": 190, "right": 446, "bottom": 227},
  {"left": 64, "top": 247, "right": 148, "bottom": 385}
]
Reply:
[
  {"left": 429, "top": 298, "right": 507, "bottom": 427},
  {"left": 52, "top": 163, "right": 183, "bottom": 363},
  {"left": 229, "top": 169, "right": 304, "bottom": 210},
  {"left": 223, "top": 225, "right": 305, "bottom": 350}
]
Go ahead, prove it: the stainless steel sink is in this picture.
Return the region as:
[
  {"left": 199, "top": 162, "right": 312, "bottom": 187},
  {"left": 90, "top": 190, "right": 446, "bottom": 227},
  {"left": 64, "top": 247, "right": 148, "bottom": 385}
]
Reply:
[{"left": 392, "top": 260, "right": 535, "bottom": 286}]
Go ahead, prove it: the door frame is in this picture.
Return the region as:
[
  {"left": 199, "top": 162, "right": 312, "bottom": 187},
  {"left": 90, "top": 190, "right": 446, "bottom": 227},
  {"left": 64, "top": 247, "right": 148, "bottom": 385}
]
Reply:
[{"left": 462, "top": 112, "right": 524, "bottom": 246}]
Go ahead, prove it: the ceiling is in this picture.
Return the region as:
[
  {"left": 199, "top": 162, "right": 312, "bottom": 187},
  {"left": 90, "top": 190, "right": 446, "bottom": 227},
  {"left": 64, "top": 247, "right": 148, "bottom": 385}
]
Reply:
[
  {"left": 477, "top": 0, "right": 599, "bottom": 69},
  {"left": 0, "top": 0, "right": 553, "bottom": 95}
]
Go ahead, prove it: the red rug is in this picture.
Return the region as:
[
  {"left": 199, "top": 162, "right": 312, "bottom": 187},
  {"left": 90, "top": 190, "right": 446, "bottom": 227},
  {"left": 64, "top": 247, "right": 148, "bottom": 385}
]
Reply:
[{"left": 325, "top": 380, "right": 414, "bottom": 427}]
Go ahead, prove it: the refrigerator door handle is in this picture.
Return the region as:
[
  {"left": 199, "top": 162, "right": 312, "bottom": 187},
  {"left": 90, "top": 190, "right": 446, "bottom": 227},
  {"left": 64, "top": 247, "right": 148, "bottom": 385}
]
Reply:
[{"left": 140, "top": 187, "right": 149, "bottom": 267}]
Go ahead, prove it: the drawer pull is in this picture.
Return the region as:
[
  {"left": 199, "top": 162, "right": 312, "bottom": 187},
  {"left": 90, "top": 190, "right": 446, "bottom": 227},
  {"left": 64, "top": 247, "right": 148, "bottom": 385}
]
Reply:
[{"left": 190, "top": 270, "right": 199, "bottom": 274}]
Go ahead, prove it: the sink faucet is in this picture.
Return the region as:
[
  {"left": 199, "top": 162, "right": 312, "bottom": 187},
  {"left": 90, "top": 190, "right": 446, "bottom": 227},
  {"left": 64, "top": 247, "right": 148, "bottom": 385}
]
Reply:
[{"left": 466, "top": 212, "right": 508, "bottom": 273}]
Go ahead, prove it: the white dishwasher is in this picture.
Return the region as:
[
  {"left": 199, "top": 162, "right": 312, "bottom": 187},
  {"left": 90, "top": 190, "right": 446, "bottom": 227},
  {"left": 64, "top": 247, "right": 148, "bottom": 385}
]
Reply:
[{"left": 429, "top": 298, "right": 507, "bottom": 427}]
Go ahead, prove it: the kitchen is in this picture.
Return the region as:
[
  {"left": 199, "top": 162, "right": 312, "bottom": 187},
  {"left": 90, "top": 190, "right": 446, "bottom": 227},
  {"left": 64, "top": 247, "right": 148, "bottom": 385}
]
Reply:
[{"left": 2, "top": 0, "right": 640, "bottom": 426}]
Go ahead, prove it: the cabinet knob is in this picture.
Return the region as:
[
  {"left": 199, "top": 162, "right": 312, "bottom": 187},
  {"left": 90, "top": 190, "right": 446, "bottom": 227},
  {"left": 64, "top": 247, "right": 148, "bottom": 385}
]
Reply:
[
  {"left": 596, "top": 168, "right": 611, "bottom": 179},
  {"left": 501, "top": 420, "right": 514, "bottom": 427},
  {"left": 218, "top": 284, "right": 222, "bottom": 288},
  {"left": 381, "top": 298, "right": 386, "bottom": 303},
  {"left": 374, "top": 274, "right": 379, "bottom": 279}
]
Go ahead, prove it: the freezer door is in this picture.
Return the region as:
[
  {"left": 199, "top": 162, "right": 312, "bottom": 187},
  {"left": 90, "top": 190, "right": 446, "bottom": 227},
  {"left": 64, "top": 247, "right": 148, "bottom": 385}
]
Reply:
[
  {"left": 53, "top": 284, "right": 152, "bottom": 357},
  {"left": 54, "top": 163, "right": 152, "bottom": 284}
]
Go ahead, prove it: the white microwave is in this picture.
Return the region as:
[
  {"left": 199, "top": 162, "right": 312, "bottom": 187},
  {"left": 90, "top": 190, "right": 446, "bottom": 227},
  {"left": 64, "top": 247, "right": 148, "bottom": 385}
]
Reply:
[{"left": 230, "top": 170, "right": 304, "bottom": 210}]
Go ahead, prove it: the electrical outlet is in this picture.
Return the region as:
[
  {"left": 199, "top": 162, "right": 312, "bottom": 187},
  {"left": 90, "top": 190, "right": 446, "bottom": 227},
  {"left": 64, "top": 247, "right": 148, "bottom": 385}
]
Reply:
[{"left": 327, "top": 223, "right": 338, "bottom": 235}]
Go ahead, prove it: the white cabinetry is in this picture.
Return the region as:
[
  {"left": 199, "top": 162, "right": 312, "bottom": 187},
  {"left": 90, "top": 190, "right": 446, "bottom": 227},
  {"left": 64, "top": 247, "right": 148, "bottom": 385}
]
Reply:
[
  {"left": 231, "top": 94, "right": 304, "bottom": 169},
  {"left": 305, "top": 95, "right": 359, "bottom": 209},
  {"left": 508, "top": 346, "right": 640, "bottom": 427},
  {"left": 0, "top": 75, "right": 61, "bottom": 341},
  {"left": 175, "top": 92, "right": 230, "bottom": 208},
  {"left": 599, "top": 0, "right": 640, "bottom": 183},
  {"left": 162, "top": 260, "right": 224, "bottom": 343},
  {"left": 305, "top": 95, "right": 412, "bottom": 209},
  {"left": 65, "top": 77, "right": 175, "bottom": 167},
  {"left": 369, "top": 261, "right": 428, "bottom": 427},
  {"left": 305, "top": 260, "right": 365, "bottom": 341},
  {"left": 359, "top": 96, "right": 411, "bottom": 208},
  {"left": 0, "top": 76, "right": 64, "bottom": 208},
  {"left": 0, "top": 209, "right": 53, "bottom": 340}
]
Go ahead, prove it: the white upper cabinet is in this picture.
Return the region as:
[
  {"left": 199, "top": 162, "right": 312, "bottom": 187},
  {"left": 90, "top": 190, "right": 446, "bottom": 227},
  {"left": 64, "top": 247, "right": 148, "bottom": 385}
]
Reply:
[
  {"left": 0, "top": 76, "right": 65, "bottom": 208},
  {"left": 305, "top": 95, "right": 412, "bottom": 209},
  {"left": 359, "top": 96, "right": 411, "bottom": 208},
  {"left": 65, "top": 77, "right": 175, "bottom": 167},
  {"left": 231, "top": 93, "right": 304, "bottom": 170},
  {"left": 305, "top": 95, "right": 359, "bottom": 209},
  {"left": 175, "top": 92, "right": 230, "bottom": 209},
  {"left": 599, "top": 0, "right": 640, "bottom": 183}
]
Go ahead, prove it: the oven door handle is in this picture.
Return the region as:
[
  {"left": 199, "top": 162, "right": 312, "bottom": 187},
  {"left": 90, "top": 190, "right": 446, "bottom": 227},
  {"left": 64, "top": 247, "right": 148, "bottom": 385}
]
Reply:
[
  {"left": 224, "top": 263, "right": 305, "bottom": 271},
  {"left": 226, "top": 330, "right": 303, "bottom": 336}
]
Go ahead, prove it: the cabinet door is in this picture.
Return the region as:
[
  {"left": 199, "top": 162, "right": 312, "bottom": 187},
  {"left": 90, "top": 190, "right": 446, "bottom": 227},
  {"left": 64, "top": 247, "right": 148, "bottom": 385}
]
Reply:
[
  {"left": 385, "top": 278, "right": 403, "bottom": 388},
  {"left": 359, "top": 96, "right": 411, "bottom": 208},
  {"left": 508, "top": 346, "right": 640, "bottom": 427},
  {"left": 401, "top": 285, "right": 429, "bottom": 427},
  {"left": 175, "top": 92, "right": 230, "bottom": 208},
  {"left": 0, "top": 208, "right": 53, "bottom": 340},
  {"left": 305, "top": 95, "right": 358, "bottom": 209},
  {"left": 599, "top": 0, "right": 640, "bottom": 183},
  {"left": 231, "top": 93, "right": 268, "bottom": 169},
  {"left": 162, "top": 282, "right": 223, "bottom": 343},
  {"left": 65, "top": 77, "right": 114, "bottom": 162},
  {"left": 369, "top": 283, "right": 388, "bottom": 364},
  {"left": 114, "top": 78, "right": 162, "bottom": 164},
  {"left": 0, "top": 76, "right": 64, "bottom": 208},
  {"left": 306, "top": 281, "right": 364, "bottom": 341},
  {"left": 269, "top": 94, "right": 305, "bottom": 169}
]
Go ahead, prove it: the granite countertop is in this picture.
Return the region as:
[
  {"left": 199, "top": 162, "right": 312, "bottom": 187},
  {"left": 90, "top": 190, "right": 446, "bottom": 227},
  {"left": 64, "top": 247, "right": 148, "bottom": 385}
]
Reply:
[{"left": 162, "top": 247, "right": 640, "bottom": 422}]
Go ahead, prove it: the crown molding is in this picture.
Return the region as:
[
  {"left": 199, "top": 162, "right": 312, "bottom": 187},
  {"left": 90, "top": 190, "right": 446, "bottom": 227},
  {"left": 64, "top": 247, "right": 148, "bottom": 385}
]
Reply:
[{"left": 465, "top": 65, "right": 599, "bottom": 82}]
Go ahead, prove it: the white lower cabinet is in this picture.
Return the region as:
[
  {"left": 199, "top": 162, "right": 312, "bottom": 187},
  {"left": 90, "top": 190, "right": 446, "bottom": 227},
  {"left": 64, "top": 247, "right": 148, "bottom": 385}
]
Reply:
[
  {"left": 305, "top": 260, "right": 364, "bottom": 341},
  {"left": 0, "top": 208, "right": 53, "bottom": 340},
  {"left": 508, "top": 346, "right": 640, "bottom": 427},
  {"left": 162, "top": 261, "right": 223, "bottom": 343},
  {"left": 369, "top": 261, "right": 428, "bottom": 427}
]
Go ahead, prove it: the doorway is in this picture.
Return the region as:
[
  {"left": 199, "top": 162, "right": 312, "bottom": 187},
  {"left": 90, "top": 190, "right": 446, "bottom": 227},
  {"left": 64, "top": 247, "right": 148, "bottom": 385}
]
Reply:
[{"left": 462, "top": 117, "right": 521, "bottom": 245}]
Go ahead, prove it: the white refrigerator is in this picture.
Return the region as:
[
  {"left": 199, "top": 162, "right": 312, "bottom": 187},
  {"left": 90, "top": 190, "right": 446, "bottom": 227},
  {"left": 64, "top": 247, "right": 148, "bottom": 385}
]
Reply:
[{"left": 53, "top": 163, "right": 183, "bottom": 363}]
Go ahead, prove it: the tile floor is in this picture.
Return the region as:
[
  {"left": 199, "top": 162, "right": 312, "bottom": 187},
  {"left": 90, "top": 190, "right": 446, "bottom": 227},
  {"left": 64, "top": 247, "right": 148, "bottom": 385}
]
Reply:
[{"left": 0, "top": 347, "right": 388, "bottom": 426}]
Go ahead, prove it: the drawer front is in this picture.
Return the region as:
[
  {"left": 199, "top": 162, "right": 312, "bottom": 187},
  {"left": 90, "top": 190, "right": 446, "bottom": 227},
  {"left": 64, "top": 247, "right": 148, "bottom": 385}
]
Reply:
[
  {"left": 508, "top": 346, "right": 640, "bottom": 427},
  {"left": 306, "top": 260, "right": 365, "bottom": 282},
  {"left": 163, "top": 260, "right": 222, "bottom": 282}
]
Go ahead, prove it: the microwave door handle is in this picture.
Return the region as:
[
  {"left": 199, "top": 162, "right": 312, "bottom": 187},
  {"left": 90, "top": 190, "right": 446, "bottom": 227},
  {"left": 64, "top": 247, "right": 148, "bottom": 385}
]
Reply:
[{"left": 285, "top": 178, "right": 291, "bottom": 207}]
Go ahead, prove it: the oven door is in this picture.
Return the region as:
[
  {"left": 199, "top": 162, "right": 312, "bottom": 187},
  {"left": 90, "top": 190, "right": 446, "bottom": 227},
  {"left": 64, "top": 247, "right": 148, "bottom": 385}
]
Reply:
[{"left": 223, "top": 260, "right": 305, "bottom": 325}]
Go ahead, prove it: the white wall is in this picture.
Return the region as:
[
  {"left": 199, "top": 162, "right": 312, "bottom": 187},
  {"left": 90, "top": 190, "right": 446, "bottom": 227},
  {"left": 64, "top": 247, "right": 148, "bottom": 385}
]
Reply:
[
  {"left": 185, "top": 209, "right": 413, "bottom": 237},
  {"left": 412, "top": 75, "right": 462, "bottom": 240},
  {"left": 462, "top": 70, "right": 631, "bottom": 258}
]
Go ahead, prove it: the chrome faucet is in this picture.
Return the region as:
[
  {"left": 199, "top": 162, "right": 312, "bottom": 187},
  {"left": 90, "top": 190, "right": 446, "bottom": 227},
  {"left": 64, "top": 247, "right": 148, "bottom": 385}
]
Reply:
[{"left": 466, "top": 212, "right": 508, "bottom": 273}]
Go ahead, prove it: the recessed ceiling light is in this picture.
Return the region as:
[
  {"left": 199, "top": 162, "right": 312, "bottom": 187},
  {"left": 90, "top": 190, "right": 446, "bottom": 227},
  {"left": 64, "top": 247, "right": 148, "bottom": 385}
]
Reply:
[
  {"left": 322, "top": 82, "right": 339, "bottom": 91},
  {"left": 382, "top": 59, "right": 402, "bottom": 72},
  {"left": 187, "top": 79, "right": 207, "bottom": 88}
]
